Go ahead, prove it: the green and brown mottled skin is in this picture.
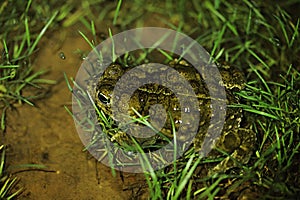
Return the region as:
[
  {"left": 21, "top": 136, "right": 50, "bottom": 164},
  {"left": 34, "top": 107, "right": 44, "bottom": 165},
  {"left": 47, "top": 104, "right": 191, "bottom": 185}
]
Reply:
[{"left": 90, "top": 58, "right": 256, "bottom": 173}]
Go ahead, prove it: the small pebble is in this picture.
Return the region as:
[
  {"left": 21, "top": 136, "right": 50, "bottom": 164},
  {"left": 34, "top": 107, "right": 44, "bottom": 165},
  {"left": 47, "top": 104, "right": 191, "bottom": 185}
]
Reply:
[{"left": 59, "top": 52, "right": 66, "bottom": 60}]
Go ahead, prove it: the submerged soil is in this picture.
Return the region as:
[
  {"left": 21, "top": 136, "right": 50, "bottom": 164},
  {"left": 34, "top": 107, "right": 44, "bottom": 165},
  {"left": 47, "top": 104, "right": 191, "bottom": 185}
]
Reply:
[{"left": 2, "top": 25, "right": 146, "bottom": 200}]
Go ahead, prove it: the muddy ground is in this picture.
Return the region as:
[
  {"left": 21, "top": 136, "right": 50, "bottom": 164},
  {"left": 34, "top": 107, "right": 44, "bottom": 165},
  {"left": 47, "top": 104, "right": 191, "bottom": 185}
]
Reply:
[{"left": 3, "top": 25, "right": 146, "bottom": 200}]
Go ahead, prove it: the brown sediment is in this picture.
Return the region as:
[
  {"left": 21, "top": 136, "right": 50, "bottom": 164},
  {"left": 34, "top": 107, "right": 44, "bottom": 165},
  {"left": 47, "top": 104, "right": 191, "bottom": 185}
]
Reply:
[{"left": 3, "top": 25, "right": 145, "bottom": 200}]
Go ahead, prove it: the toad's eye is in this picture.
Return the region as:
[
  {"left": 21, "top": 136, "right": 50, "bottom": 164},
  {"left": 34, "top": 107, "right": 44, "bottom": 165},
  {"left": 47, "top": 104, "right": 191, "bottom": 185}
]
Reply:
[{"left": 98, "top": 93, "right": 110, "bottom": 104}]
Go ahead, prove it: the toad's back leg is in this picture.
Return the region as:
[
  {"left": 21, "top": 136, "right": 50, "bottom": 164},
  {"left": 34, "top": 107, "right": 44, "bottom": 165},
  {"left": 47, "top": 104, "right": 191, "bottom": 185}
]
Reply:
[{"left": 209, "top": 128, "right": 256, "bottom": 175}]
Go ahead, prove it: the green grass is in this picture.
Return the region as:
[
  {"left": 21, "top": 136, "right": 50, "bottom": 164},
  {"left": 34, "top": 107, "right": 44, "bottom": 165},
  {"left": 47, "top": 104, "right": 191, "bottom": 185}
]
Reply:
[
  {"left": 66, "top": 0, "right": 300, "bottom": 199},
  {"left": 0, "top": 0, "right": 84, "bottom": 196},
  {"left": 237, "top": 65, "right": 300, "bottom": 198},
  {"left": 2, "top": 0, "right": 297, "bottom": 198},
  {"left": 0, "top": 145, "right": 22, "bottom": 199},
  {"left": 0, "top": 0, "right": 62, "bottom": 132},
  {"left": 0, "top": 0, "right": 105, "bottom": 131}
]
